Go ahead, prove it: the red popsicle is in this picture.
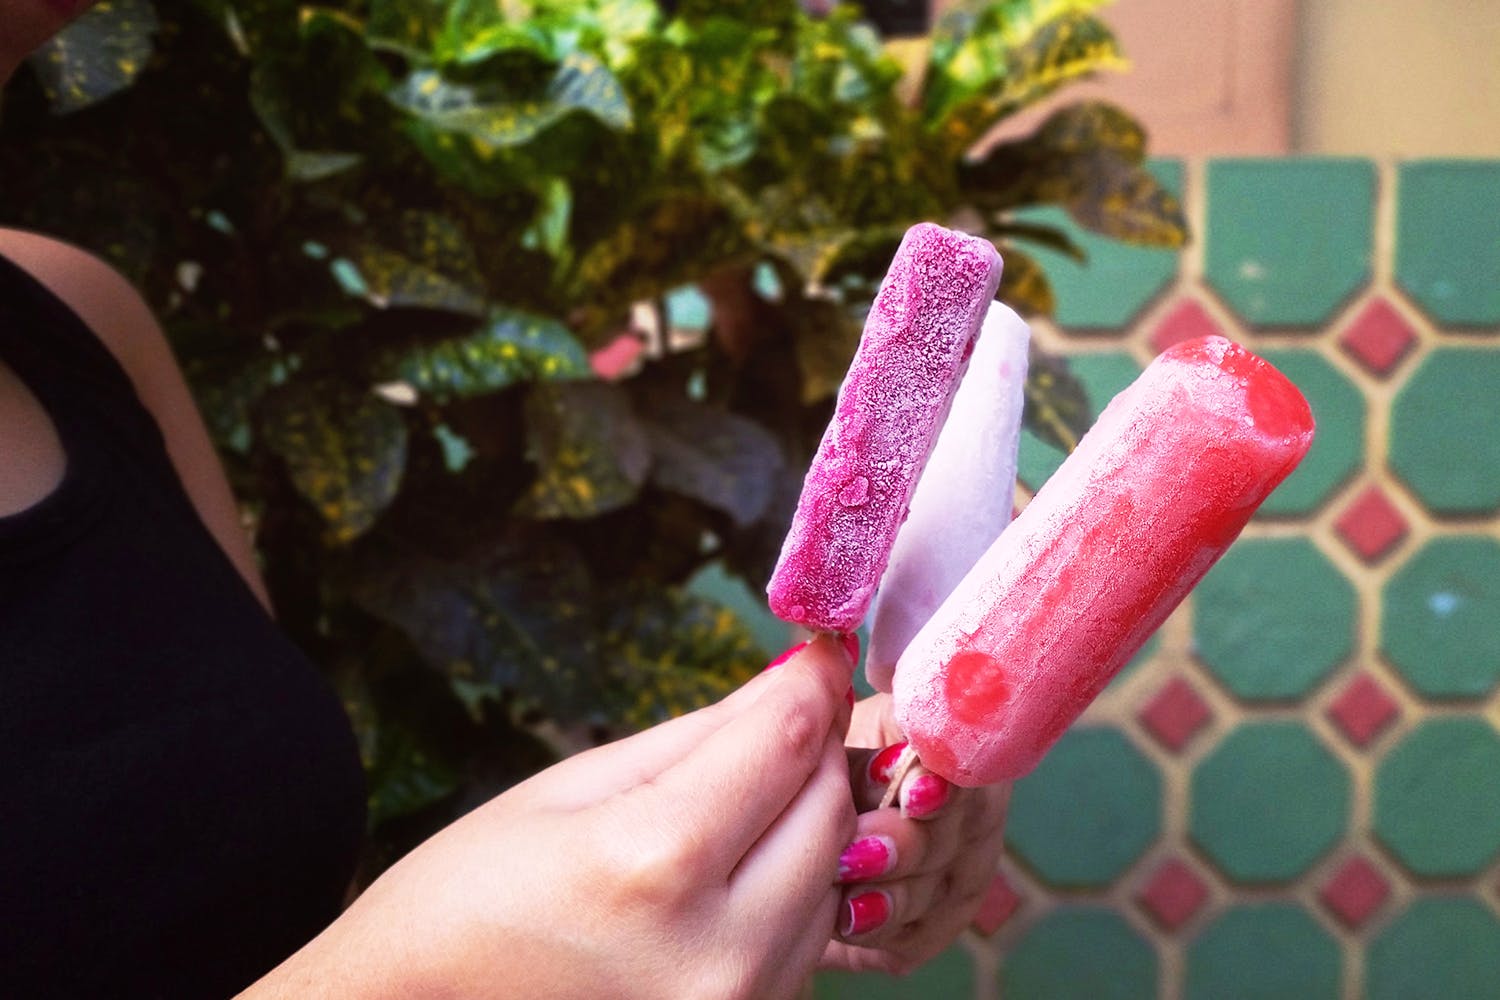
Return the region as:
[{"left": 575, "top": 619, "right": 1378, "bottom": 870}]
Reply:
[{"left": 893, "top": 336, "right": 1315, "bottom": 785}]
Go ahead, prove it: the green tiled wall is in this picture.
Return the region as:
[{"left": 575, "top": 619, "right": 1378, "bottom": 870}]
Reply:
[{"left": 815, "top": 158, "right": 1500, "bottom": 1000}]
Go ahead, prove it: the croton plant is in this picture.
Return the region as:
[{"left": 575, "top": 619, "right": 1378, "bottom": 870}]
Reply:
[{"left": 0, "top": 0, "right": 1185, "bottom": 868}]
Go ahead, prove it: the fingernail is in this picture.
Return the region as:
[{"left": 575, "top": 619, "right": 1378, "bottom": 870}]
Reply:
[
  {"left": 842, "top": 890, "right": 892, "bottom": 936},
  {"left": 902, "top": 774, "right": 950, "bottom": 819},
  {"left": 868, "top": 742, "right": 909, "bottom": 786},
  {"left": 838, "top": 835, "right": 896, "bottom": 883},
  {"left": 763, "top": 640, "right": 808, "bottom": 672},
  {"left": 839, "top": 632, "right": 860, "bottom": 664}
]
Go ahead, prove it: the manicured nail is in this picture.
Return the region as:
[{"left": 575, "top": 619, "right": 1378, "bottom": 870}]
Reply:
[
  {"left": 842, "top": 890, "right": 892, "bottom": 936},
  {"left": 763, "top": 640, "right": 809, "bottom": 672},
  {"left": 902, "top": 774, "right": 951, "bottom": 819},
  {"left": 838, "top": 835, "right": 896, "bottom": 883},
  {"left": 868, "top": 742, "right": 909, "bottom": 786},
  {"left": 839, "top": 632, "right": 860, "bottom": 664}
]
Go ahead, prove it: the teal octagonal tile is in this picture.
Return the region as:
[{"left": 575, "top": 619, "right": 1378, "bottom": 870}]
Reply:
[
  {"left": 1205, "top": 159, "right": 1375, "bottom": 328},
  {"left": 1185, "top": 904, "right": 1340, "bottom": 1000},
  {"left": 1375, "top": 717, "right": 1500, "bottom": 877},
  {"left": 1368, "top": 898, "right": 1500, "bottom": 1000},
  {"left": 1396, "top": 160, "right": 1500, "bottom": 327},
  {"left": 1006, "top": 728, "right": 1161, "bottom": 887},
  {"left": 1001, "top": 907, "right": 1157, "bottom": 1000},
  {"left": 1191, "top": 721, "right": 1350, "bottom": 883},
  {"left": 815, "top": 945, "right": 972, "bottom": 999},
  {"left": 1014, "top": 159, "right": 1184, "bottom": 332},
  {"left": 1019, "top": 351, "right": 1145, "bottom": 490},
  {"left": 1254, "top": 350, "right": 1366, "bottom": 517},
  {"left": 1382, "top": 536, "right": 1500, "bottom": 698},
  {"left": 1390, "top": 349, "right": 1500, "bottom": 516},
  {"left": 1194, "top": 538, "right": 1357, "bottom": 700}
]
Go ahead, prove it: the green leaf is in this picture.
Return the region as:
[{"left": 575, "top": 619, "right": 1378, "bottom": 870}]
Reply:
[
  {"left": 1031, "top": 99, "right": 1147, "bottom": 160},
  {"left": 261, "top": 384, "right": 409, "bottom": 543},
  {"left": 389, "top": 52, "right": 632, "bottom": 149},
  {"left": 603, "top": 587, "right": 765, "bottom": 728},
  {"left": 997, "top": 245, "right": 1057, "bottom": 317},
  {"left": 1023, "top": 342, "right": 1090, "bottom": 454},
  {"left": 27, "top": 0, "right": 160, "bottom": 114},
  {"left": 342, "top": 211, "right": 490, "bottom": 315},
  {"left": 335, "top": 669, "right": 460, "bottom": 828},
  {"left": 381, "top": 308, "right": 591, "bottom": 401},
  {"left": 366, "top": 0, "right": 444, "bottom": 57},
  {"left": 993, "top": 218, "right": 1088, "bottom": 263},
  {"left": 519, "top": 382, "right": 651, "bottom": 520},
  {"left": 640, "top": 399, "right": 785, "bottom": 527},
  {"left": 351, "top": 535, "right": 601, "bottom": 721}
]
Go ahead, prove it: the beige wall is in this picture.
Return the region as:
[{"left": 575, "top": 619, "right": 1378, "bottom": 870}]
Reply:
[{"left": 1294, "top": 0, "right": 1500, "bottom": 157}]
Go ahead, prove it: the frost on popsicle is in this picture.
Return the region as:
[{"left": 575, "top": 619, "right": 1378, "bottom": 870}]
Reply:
[
  {"left": 865, "top": 302, "right": 1031, "bottom": 692},
  {"left": 767, "top": 223, "right": 1004, "bottom": 634},
  {"left": 894, "top": 335, "right": 1315, "bottom": 786}
]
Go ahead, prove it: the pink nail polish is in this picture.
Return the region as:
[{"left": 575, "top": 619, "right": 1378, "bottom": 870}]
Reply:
[
  {"left": 868, "top": 742, "right": 908, "bottom": 786},
  {"left": 838, "top": 836, "right": 895, "bottom": 883},
  {"left": 842, "top": 890, "right": 892, "bottom": 936},
  {"left": 763, "top": 640, "right": 808, "bottom": 672},
  {"left": 839, "top": 632, "right": 860, "bottom": 663},
  {"left": 902, "top": 774, "right": 950, "bottom": 819}
]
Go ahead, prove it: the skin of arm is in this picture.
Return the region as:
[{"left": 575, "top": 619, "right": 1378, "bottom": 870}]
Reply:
[{"left": 0, "top": 227, "right": 273, "bottom": 612}]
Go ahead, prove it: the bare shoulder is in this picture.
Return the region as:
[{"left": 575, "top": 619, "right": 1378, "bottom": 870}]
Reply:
[{"left": 0, "top": 227, "right": 159, "bottom": 372}]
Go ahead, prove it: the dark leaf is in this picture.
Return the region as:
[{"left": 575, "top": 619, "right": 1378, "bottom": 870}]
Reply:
[
  {"left": 602, "top": 587, "right": 765, "bottom": 728},
  {"left": 335, "top": 669, "right": 459, "bottom": 828},
  {"left": 640, "top": 399, "right": 785, "bottom": 527},
  {"left": 991, "top": 218, "right": 1088, "bottom": 263},
  {"left": 1023, "top": 341, "right": 1089, "bottom": 454},
  {"left": 381, "top": 307, "right": 591, "bottom": 401},
  {"left": 342, "top": 211, "right": 490, "bottom": 315},
  {"left": 261, "top": 383, "right": 409, "bottom": 543},
  {"left": 27, "top": 0, "right": 159, "bottom": 114},
  {"left": 519, "top": 382, "right": 651, "bottom": 519},
  {"left": 1032, "top": 99, "right": 1147, "bottom": 161},
  {"left": 792, "top": 297, "right": 863, "bottom": 404},
  {"left": 1064, "top": 150, "right": 1188, "bottom": 247},
  {"left": 996, "top": 246, "right": 1056, "bottom": 317},
  {"left": 351, "top": 536, "right": 600, "bottom": 721}
]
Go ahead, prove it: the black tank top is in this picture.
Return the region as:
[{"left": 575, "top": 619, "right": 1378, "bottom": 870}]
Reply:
[{"left": 0, "top": 253, "right": 367, "bottom": 998}]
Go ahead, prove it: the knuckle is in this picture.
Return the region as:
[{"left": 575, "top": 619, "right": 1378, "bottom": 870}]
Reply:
[{"left": 771, "top": 697, "right": 826, "bottom": 764}]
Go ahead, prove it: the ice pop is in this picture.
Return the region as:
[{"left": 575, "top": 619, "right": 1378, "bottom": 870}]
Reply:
[
  {"left": 768, "top": 223, "right": 1003, "bottom": 634},
  {"left": 865, "top": 302, "right": 1031, "bottom": 692},
  {"left": 894, "top": 335, "right": 1314, "bottom": 785}
]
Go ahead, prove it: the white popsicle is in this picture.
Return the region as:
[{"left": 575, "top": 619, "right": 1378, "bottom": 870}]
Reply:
[{"left": 865, "top": 302, "right": 1031, "bottom": 692}]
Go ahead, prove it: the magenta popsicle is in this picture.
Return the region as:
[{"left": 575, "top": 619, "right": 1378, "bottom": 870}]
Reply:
[
  {"left": 768, "top": 223, "right": 1003, "bottom": 634},
  {"left": 894, "top": 336, "right": 1315, "bottom": 785}
]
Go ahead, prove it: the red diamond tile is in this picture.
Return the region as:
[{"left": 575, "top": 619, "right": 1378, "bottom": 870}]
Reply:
[
  {"left": 970, "top": 871, "right": 1021, "bottom": 936},
  {"left": 1319, "top": 855, "right": 1392, "bottom": 929},
  {"left": 1326, "top": 673, "right": 1401, "bottom": 747},
  {"left": 1137, "top": 858, "right": 1210, "bottom": 930},
  {"left": 1334, "top": 485, "right": 1410, "bottom": 563},
  {"left": 1138, "top": 676, "right": 1212, "bottom": 752},
  {"left": 1150, "top": 298, "right": 1226, "bottom": 354},
  {"left": 1339, "top": 297, "right": 1419, "bottom": 376}
]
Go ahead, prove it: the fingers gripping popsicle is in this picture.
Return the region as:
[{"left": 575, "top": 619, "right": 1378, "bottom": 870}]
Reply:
[
  {"left": 767, "top": 224, "right": 1004, "bottom": 634},
  {"left": 895, "top": 336, "right": 1315, "bottom": 786},
  {"left": 864, "top": 302, "right": 1031, "bottom": 692}
]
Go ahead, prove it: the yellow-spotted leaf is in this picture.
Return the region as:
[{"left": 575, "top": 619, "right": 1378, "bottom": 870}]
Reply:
[
  {"left": 519, "top": 382, "right": 651, "bottom": 520},
  {"left": 261, "top": 384, "right": 408, "bottom": 543},
  {"left": 382, "top": 308, "right": 591, "bottom": 401},
  {"left": 603, "top": 588, "right": 765, "bottom": 728},
  {"left": 388, "top": 53, "right": 632, "bottom": 149},
  {"left": 27, "top": 0, "right": 159, "bottom": 115},
  {"left": 1024, "top": 341, "right": 1090, "bottom": 455},
  {"left": 640, "top": 399, "right": 785, "bottom": 527},
  {"left": 1065, "top": 149, "right": 1188, "bottom": 247},
  {"left": 997, "top": 245, "right": 1057, "bottom": 318}
]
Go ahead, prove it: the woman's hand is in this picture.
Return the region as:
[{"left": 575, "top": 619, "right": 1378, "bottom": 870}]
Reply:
[
  {"left": 821, "top": 692, "right": 1011, "bottom": 977},
  {"left": 244, "top": 636, "right": 858, "bottom": 1000}
]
